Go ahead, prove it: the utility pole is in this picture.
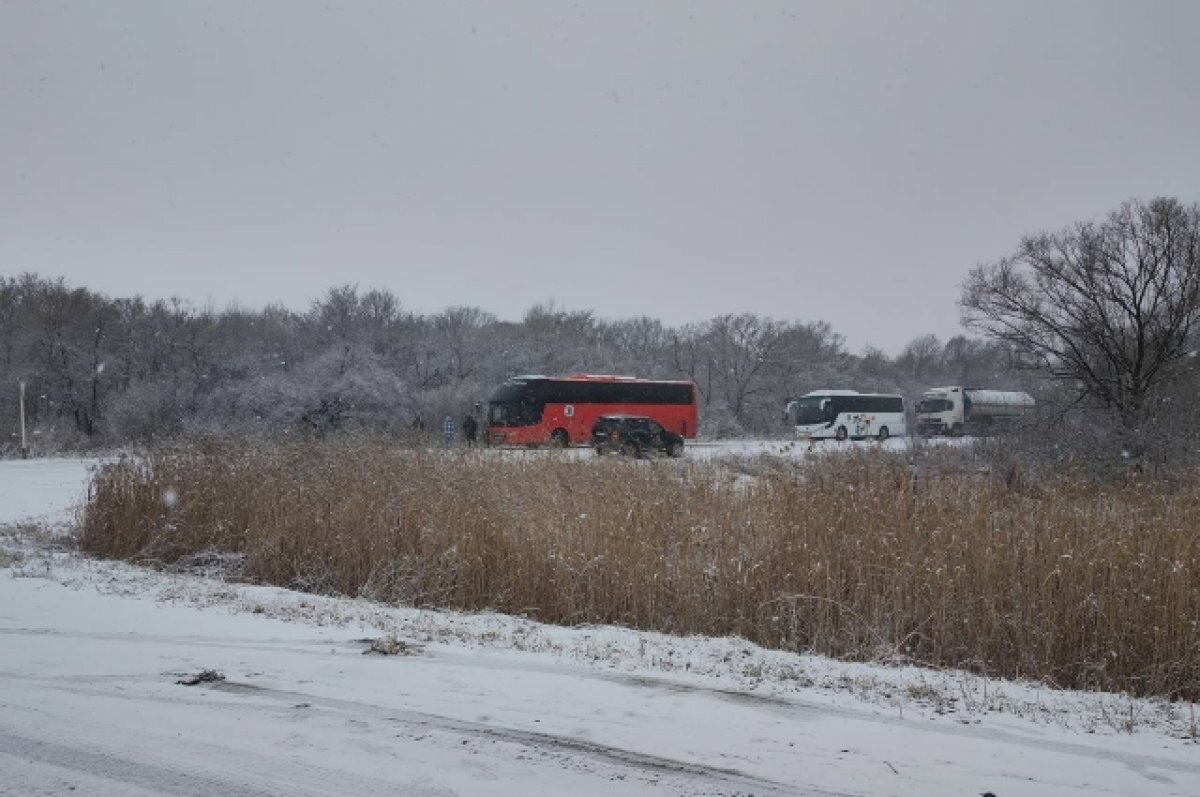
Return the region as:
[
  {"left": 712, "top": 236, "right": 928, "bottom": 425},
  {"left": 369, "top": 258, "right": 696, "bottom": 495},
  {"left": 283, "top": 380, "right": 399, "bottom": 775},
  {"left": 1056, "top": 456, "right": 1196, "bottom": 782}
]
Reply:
[{"left": 19, "top": 379, "right": 28, "bottom": 459}]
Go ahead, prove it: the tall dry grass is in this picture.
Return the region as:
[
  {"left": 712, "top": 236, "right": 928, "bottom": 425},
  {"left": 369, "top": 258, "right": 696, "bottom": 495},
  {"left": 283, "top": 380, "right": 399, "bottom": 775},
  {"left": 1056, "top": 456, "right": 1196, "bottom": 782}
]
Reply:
[{"left": 80, "top": 440, "right": 1200, "bottom": 699}]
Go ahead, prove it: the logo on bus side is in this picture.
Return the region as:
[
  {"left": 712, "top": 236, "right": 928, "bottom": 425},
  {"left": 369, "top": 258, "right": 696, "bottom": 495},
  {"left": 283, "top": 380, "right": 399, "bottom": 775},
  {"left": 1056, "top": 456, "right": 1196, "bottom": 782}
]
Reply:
[{"left": 564, "top": 405, "right": 575, "bottom": 417}]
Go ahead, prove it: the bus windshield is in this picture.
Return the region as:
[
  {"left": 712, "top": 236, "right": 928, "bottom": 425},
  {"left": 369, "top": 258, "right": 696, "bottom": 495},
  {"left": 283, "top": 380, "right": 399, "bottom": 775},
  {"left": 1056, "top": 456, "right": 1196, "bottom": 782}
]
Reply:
[
  {"left": 791, "top": 396, "right": 829, "bottom": 425},
  {"left": 488, "top": 381, "right": 543, "bottom": 427},
  {"left": 916, "top": 398, "right": 953, "bottom": 413}
]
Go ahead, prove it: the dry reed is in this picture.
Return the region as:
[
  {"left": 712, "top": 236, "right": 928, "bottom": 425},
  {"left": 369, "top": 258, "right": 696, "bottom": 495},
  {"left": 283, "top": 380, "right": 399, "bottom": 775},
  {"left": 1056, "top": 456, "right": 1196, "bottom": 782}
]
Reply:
[{"left": 80, "top": 440, "right": 1200, "bottom": 699}]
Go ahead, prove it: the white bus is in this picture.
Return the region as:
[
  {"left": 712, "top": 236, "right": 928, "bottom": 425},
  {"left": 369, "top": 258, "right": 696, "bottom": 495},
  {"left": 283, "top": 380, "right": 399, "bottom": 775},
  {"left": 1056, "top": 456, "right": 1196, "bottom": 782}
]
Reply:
[{"left": 785, "top": 390, "right": 906, "bottom": 441}]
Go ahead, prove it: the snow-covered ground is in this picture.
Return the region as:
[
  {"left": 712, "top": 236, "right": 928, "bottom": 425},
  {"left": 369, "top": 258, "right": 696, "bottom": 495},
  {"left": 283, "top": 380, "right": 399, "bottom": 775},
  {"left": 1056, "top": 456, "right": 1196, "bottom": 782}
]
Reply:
[
  {"left": 473, "top": 436, "right": 916, "bottom": 462},
  {"left": 1, "top": 457, "right": 1197, "bottom": 796}
]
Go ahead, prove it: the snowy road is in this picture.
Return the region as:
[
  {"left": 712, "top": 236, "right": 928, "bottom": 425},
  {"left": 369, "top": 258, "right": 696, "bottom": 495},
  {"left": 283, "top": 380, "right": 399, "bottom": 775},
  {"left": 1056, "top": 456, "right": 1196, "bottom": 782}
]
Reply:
[
  {"left": 2, "top": 458, "right": 1198, "bottom": 796},
  {"left": 0, "top": 606, "right": 804, "bottom": 796}
]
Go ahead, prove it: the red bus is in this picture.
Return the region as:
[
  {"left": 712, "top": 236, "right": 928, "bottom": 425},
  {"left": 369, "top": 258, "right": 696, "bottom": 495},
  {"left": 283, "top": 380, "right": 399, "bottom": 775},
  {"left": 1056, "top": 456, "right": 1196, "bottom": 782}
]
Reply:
[{"left": 486, "top": 374, "right": 698, "bottom": 447}]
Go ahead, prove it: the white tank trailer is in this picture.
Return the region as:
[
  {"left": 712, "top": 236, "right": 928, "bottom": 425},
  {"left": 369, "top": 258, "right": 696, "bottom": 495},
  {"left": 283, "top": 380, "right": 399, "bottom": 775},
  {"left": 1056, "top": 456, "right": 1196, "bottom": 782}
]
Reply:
[{"left": 914, "top": 386, "right": 1034, "bottom": 436}]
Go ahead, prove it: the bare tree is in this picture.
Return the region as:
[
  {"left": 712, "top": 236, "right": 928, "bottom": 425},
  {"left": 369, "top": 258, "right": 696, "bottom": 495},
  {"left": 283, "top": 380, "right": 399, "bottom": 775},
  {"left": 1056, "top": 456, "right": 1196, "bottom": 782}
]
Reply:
[
  {"left": 855, "top": 345, "right": 893, "bottom": 392},
  {"left": 940, "top": 335, "right": 998, "bottom": 385},
  {"left": 771, "top": 321, "right": 848, "bottom": 401},
  {"left": 699, "top": 313, "right": 788, "bottom": 423},
  {"left": 896, "top": 333, "right": 943, "bottom": 382},
  {"left": 519, "top": 302, "right": 602, "bottom": 375},
  {"left": 432, "top": 306, "right": 497, "bottom": 381},
  {"left": 961, "top": 198, "right": 1200, "bottom": 427},
  {"left": 607, "top": 316, "right": 671, "bottom": 376}
]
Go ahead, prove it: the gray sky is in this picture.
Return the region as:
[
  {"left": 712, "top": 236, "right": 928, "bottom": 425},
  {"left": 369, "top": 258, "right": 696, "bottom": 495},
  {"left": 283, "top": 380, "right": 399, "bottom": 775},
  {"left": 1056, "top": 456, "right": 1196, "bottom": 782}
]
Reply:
[{"left": 3, "top": 1, "right": 1198, "bottom": 353}]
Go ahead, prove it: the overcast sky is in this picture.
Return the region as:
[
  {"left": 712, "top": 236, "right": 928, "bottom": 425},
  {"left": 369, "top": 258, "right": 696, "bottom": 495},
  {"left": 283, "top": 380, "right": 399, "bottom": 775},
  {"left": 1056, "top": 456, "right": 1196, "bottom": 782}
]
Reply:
[{"left": 2, "top": 1, "right": 1198, "bottom": 353}]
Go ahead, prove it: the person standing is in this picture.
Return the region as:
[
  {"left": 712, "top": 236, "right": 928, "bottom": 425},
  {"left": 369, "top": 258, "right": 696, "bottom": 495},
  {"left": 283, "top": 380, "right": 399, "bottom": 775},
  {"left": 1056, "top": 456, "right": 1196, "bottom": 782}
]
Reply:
[
  {"left": 462, "top": 414, "right": 479, "bottom": 447},
  {"left": 441, "top": 414, "right": 456, "bottom": 449}
]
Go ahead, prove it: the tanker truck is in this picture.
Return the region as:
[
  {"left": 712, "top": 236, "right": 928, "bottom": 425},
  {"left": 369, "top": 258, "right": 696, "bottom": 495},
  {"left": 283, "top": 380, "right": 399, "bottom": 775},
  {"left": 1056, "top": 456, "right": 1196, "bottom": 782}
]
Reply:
[{"left": 914, "top": 386, "right": 1034, "bottom": 436}]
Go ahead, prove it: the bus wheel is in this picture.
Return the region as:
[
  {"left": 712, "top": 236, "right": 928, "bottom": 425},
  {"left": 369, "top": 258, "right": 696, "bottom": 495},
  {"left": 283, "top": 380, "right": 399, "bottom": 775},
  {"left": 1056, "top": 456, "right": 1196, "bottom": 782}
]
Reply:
[
  {"left": 877, "top": 426, "right": 889, "bottom": 442},
  {"left": 950, "top": 423, "right": 963, "bottom": 437},
  {"left": 835, "top": 426, "right": 848, "bottom": 442},
  {"left": 550, "top": 429, "right": 569, "bottom": 448}
]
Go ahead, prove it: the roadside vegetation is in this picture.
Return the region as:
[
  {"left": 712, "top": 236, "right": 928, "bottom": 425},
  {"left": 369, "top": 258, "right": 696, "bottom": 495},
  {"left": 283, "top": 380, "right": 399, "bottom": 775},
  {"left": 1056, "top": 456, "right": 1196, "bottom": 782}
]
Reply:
[{"left": 80, "top": 439, "right": 1200, "bottom": 701}]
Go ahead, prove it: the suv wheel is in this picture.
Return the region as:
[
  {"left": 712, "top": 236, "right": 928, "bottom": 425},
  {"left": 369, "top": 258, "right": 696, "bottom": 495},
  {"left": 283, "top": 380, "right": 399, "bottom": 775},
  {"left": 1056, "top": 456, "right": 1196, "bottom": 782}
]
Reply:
[{"left": 667, "top": 440, "right": 684, "bottom": 458}]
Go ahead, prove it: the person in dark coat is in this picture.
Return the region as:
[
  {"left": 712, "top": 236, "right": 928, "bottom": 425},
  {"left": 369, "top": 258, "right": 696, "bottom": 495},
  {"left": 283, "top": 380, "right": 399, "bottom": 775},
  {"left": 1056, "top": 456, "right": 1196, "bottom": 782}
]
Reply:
[{"left": 462, "top": 414, "right": 479, "bottom": 447}]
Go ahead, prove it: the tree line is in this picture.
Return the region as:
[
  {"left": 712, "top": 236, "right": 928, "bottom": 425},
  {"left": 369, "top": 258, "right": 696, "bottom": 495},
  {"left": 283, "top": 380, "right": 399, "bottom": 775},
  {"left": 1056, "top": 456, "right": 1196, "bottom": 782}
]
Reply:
[
  {"left": 5, "top": 196, "right": 1198, "bottom": 476},
  {"left": 0, "top": 276, "right": 1017, "bottom": 451}
]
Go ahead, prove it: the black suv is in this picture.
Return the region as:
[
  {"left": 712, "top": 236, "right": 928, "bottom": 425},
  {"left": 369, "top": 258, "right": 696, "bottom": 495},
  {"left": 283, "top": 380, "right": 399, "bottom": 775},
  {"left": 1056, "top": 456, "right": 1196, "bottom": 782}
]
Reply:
[{"left": 591, "top": 415, "right": 685, "bottom": 458}]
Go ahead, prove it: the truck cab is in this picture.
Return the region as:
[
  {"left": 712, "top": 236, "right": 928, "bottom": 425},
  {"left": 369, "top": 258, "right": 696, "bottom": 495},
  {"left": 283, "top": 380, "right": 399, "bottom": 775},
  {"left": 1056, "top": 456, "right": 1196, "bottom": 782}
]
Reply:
[{"left": 915, "top": 387, "right": 964, "bottom": 436}]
